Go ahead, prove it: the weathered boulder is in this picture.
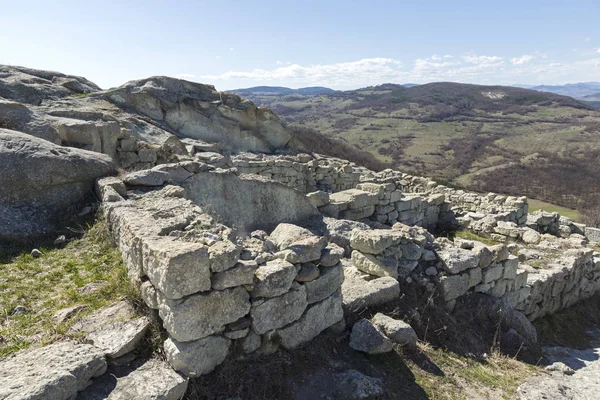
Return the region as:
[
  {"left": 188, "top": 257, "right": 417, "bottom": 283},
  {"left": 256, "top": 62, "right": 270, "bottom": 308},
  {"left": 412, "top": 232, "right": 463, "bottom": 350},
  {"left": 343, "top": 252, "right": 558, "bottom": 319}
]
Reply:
[
  {"left": 0, "top": 65, "right": 99, "bottom": 105},
  {"left": 0, "top": 341, "right": 106, "bottom": 400},
  {"left": 351, "top": 251, "right": 398, "bottom": 279},
  {"left": 0, "top": 129, "right": 115, "bottom": 243},
  {"left": 142, "top": 238, "right": 210, "bottom": 299},
  {"left": 342, "top": 264, "right": 400, "bottom": 311},
  {"left": 100, "top": 76, "right": 292, "bottom": 153},
  {"left": 304, "top": 263, "right": 344, "bottom": 304}
]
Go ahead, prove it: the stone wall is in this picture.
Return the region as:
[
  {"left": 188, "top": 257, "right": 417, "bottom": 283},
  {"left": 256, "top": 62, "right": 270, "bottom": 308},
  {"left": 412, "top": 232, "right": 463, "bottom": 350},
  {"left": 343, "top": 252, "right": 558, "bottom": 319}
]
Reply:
[
  {"left": 97, "top": 168, "right": 344, "bottom": 377},
  {"left": 345, "top": 223, "right": 600, "bottom": 323}
]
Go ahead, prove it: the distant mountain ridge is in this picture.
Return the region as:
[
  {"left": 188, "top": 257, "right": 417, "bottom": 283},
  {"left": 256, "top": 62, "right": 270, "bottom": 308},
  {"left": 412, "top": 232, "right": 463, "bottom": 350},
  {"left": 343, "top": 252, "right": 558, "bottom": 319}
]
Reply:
[
  {"left": 231, "top": 83, "right": 421, "bottom": 97},
  {"left": 231, "top": 86, "right": 337, "bottom": 96}
]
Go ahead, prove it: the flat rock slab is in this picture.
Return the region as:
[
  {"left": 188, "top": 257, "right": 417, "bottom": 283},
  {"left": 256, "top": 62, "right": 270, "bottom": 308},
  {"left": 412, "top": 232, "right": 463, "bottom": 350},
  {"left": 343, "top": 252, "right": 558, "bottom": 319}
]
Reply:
[
  {"left": 86, "top": 317, "right": 150, "bottom": 358},
  {"left": 77, "top": 359, "right": 188, "bottom": 400},
  {"left": 0, "top": 341, "right": 106, "bottom": 400},
  {"left": 70, "top": 301, "right": 137, "bottom": 334}
]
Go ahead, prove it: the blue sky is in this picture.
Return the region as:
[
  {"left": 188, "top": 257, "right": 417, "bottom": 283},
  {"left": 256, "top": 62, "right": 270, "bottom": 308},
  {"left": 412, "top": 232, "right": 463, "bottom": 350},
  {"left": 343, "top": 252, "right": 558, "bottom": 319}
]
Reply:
[{"left": 1, "top": 0, "right": 599, "bottom": 90}]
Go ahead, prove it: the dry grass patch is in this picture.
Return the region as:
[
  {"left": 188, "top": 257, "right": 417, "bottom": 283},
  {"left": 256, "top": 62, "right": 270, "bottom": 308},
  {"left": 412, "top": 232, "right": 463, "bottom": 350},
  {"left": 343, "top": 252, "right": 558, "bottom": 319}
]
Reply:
[{"left": 0, "top": 216, "right": 139, "bottom": 358}]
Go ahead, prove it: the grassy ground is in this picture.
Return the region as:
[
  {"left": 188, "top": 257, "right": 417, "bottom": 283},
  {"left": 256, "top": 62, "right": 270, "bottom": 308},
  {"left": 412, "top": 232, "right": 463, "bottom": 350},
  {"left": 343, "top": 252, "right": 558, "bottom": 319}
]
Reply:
[
  {"left": 528, "top": 198, "right": 582, "bottom": 222},
  {"left": 0, "top": 217, "right": 139, "bottom": 358}
]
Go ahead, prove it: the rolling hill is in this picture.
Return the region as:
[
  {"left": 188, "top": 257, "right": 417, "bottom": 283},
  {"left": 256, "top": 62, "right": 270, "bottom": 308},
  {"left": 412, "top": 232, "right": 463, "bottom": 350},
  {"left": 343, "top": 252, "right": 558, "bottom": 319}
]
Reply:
[{"left": 229, "top": 82, "right": 600, "bottom": 219}]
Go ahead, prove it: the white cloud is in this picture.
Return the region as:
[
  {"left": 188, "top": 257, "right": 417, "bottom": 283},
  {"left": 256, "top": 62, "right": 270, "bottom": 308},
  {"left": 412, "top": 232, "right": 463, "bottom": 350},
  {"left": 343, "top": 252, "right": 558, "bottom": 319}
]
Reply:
[
  {"left": 176, "top": 73, "right": 196, "bottom": 79},
  {"left": 596, "top": 48, "right": 600, "bottom": 54},
  {"left": 216, "top": 56, "right": 221, "bottom": 59},
  {"left": 203, "top": 53, "right": 600, "bottom": 90},
  {"left": 229, "top": 48, "right": 234, "bottom": 51},
  {"left": 511, "top": 55, "right": 534, "bottom": 65}
]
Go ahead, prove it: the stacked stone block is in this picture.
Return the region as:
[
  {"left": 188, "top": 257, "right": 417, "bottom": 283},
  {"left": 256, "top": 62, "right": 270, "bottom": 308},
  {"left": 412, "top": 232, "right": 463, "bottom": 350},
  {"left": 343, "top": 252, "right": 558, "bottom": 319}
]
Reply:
[{"left": 97, "top": 174, "right": 345, "bottom": 377}]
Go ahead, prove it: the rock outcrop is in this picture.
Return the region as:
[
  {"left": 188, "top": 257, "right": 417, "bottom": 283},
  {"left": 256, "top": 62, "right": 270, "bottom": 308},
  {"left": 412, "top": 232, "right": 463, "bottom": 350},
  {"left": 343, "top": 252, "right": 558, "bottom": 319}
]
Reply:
[
  {"left": 0, "top": 128, "right": 115, "bottom": 244},
  {"left": 100, "top": 77, "right": 292, "bottom": 153}
]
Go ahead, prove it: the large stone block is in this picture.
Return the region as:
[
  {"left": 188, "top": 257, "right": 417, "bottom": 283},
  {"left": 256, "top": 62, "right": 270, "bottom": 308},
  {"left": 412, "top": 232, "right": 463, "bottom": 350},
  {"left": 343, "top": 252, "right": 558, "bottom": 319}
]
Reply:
[
  {"left": 342, "top": 265, "right": 400, "bottom": 311},
  {"left": 157, "top": 286, "right": 250, "bottom": 342},
  {"left": 304, "top": 263, "right": 344, "bottom": 304},
  {"left": 329, "top": 189, "right": 378, "bottom": 210},
  {"left": 143, "top": 237, "right": 210, "bottom": 299},
  {"left": 277, "top": 291, "right": 344, "bottom": 349},
  {"left": 438, "top": 247, "right": 480, "bottom": 274},
  {"left": 351, "top": 251, "right": 398, "bottom": 279},
  {"left": 350, "top": 229, "right": 403, "bottom": 254},
  {"left": 251, "top": 260, "right": 298, "bottom": 298},
  {"left": 439, "top": 273, "right": 469, "bottom": 301},
  {"left": 212, "top": 260, "right": 258, "bottom": 290},
  {"left": 164, "top": 335, "right": 231, "bottom": 377},
  {"left": 251, "top": 285, "right": 308, "bottom": 334}
]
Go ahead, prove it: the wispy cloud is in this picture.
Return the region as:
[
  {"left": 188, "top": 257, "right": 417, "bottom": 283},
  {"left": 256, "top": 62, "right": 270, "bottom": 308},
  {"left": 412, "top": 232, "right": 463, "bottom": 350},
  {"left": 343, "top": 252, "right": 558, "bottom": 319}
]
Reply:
[
  {"left": 229, "top": 48, "right": 234, "bottom": 51},
  {"left": 203, "top": 53, "right": 600, "bottom": 89},
  {"left": 176, "top": 73, "right": 196, "bottom": 79},
  {"left": 597, "top": 48, "right": 600, "bottom": 54},
  {"left": 511, "top": 55, "right": 534, "bottom": 65}
]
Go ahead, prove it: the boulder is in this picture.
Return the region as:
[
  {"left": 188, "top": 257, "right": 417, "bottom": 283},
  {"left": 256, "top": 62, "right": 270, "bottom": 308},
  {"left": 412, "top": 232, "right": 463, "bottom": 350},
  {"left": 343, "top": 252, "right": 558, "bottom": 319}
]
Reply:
[
  {"left": 124, "top": 169, "right": 170, "bottom": 186},
  {"left": 142, "top": 238, "right": 210, "bottom": 299},
  {"left": 342, "top": 264, "right": 400, "bottom": 311},
  {"left": 0, "top": 65, "right": 99, "bottom": 105},
  {"left": 0, "top": 129, "right": 115, "bottom": 243},
  {"left": 349, "top": 319, "right": 393, "bottom": 354}
]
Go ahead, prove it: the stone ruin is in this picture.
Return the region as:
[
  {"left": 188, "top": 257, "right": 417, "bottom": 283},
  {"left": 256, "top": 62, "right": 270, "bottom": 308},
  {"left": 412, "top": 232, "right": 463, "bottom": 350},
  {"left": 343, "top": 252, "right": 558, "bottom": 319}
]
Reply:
[
  {"left": 3, "top": 69, "right": 600, "bottom": 394},
  {"left": 96, "top": 150, "right": 600, "bottom": 377}
]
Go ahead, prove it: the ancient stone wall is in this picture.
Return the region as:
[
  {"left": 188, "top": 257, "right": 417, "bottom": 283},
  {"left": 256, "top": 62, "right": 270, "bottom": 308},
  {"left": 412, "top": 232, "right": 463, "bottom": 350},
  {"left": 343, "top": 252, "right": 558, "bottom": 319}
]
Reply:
[{"left": 97, "top": 169, "right": 344, "bottom": 377}]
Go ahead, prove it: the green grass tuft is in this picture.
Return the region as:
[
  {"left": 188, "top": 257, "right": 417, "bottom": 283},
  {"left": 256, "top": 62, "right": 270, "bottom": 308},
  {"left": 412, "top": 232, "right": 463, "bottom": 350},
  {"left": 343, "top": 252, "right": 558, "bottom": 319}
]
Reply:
[{"left": 0, "top": 215, "right": 138, "bottom": 358}]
